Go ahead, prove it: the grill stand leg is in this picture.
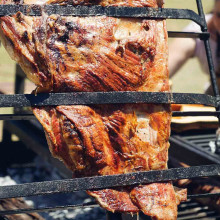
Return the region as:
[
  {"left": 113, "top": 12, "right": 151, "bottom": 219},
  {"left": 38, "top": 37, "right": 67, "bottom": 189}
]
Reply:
[
  {"left": 2, "top": 122, "right": 11, "bottom": 143},
  {"left": 2, "top": 64, "right": 25, "bottom": 142},
  {"left": 14, "top": 64, "right": 25, "bottom": 113}
]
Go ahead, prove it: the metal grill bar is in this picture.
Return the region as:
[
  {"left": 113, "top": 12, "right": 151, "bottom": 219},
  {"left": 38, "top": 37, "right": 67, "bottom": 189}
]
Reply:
[
  {"left": 172, "top": 111, "right": 220, "bottom": 117},
  {"left": 196, "top": 0, "right": 220, "bottom": 126},
  {"left": 0, "top": 111, "right": 220, "bottom": 121},
  {"left": 0, "top": 114, "right": 35, "bottom": 120},
  {"left": 0, "top": 5, "right": 205, "bottom": 26},
  {"left": 1, "top": 192, "right": 220, "bottom": 216},
  {"left": 0, "top": 92, "right": 216, "bottom": 108},
  {"left": 169, "top": 136, "right": 220, "bottom": 166},
  {"left": 205, "top": 39, "right": 220, "bottom": 96},
  {"left": 0, "top": 202, "right": 98, "bottom": 216},
  {"left": 0, "top": 2, "right": 218, "bottom": 219},
  {"left": 0, "top": 165, "right": 219, "bottom": 199},
  {"left": 188, "top": 192, "right": 220, "bottom": 199},
  {"left": 168, "top": 31, "right": 209, "bottom": 39}
]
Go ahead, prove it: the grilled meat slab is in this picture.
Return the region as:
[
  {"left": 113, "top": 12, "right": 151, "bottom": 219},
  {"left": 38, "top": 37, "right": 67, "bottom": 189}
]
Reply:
[{"left": 0, "top": 0, "right": 187, "bottom": 219}]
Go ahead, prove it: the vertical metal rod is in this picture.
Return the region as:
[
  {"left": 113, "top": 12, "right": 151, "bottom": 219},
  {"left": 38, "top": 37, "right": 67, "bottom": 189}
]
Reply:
[
  {"left": 14, "top": 64, "right": 25, "bottom": 113},
  {"left": 196, "top": 0, "right": 220, "bottom": 98},
  {"left": 14, "top": 64, "right": 25, "bottom": 94},
  {"left": 1, "top": 123, "right": 11, "bottom": 143},
  {"left": 203, "top": 40, "right": 220, "bottom": 101},
  {"left": 196, "top": 0, "right": 220, "bottom": 154}
]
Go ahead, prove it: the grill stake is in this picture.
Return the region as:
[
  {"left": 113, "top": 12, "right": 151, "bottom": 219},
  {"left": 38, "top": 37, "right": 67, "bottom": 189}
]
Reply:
[
  {"left": 2, "top": 111, "right": 220, "bottom": 121},
  {"left": 0, "top": 5, "right": 205, "bottom": 27}
]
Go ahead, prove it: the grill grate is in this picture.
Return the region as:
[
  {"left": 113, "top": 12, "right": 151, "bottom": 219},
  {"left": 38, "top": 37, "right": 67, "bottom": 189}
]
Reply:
[
  {"left": 1, "top": 165, "right": 220, "bottom": 200},
  {"left": 0, "top": 0, "right": 220, "bottom": 219},
  {"left": 1, "top": 200, "right": 220, "bottom": 220},
  {"left": 184, "top": 134, "right": 216, "bottom": 150},
  {"left": 177, "top": 200, "right": 220, "bottom": 220},
  {"left": 170, "top": 130, "right": 220, "bottom": 166}
]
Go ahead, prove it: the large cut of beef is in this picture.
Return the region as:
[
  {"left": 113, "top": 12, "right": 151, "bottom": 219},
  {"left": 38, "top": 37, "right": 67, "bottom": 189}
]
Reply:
[{"left": 0, "top": 0, "right": 187, "bottom": 219}]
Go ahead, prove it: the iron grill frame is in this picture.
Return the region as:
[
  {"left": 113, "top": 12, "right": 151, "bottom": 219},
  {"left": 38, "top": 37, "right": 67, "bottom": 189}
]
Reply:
[{"left": 0, "top": 0, "right": 220, "bottom": 219}]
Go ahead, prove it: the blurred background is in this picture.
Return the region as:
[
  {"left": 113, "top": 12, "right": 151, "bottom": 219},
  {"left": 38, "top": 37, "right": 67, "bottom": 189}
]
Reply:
[{"left": 166, "top": 0, "right": 214, "bottom": 93}]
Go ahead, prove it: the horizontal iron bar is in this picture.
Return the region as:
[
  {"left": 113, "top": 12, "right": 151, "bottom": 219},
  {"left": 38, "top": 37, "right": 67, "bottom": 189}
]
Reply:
[
  {"left": 0, "top": 111, "right": 220, "bottom": 120},
  {"left": 169, "top": 136, "right": 220, "bottom": 166},
  {"left": 187, "top": 192, "right": 220, "bottom": 199},
  {"left": 168, "top": 31, "right": 210, "bottom": 40},
  {"left": 0, "top": 202, "right": 98, "bottom": 216},
  {"left": 0, "top": 92, "right": 216, "bottom": 107},
  {"left": 1, "top": 192, "right": 220, "bottom": 216},
  {"left": 172, "top": 111, "right": 220, "bottom": 117},
  {"left": 0, "top": 5, "right": 205, "bottom": 27},
  {"left": 0, "top": 114, "right": 35, "bottom": 120},
  {"left": 0, "top": 165, "right": 219, "bottom": 199}
]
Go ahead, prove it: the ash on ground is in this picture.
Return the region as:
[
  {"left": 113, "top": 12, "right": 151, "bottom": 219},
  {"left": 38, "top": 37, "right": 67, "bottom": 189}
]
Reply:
[{"left": 0, "top": 156, "right": 106, "bottom": 220}]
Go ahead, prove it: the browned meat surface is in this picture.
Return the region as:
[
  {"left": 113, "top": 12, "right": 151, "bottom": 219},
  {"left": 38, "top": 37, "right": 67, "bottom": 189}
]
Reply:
[
  {"left": 0, "top": 11, "right": 169, "bottom": 93},
  {"left": 0, "top": 0, "right": 187, "bottom": 219},
  {"left": 130, "top": 183, "right": 187, "bottom": 220}
]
